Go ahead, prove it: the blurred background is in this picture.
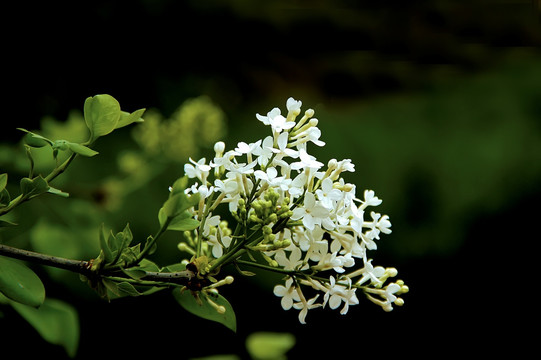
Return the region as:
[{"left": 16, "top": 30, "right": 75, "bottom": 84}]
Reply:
[{"left": 1, "top": 0, "right": 540, "bottom": 358}]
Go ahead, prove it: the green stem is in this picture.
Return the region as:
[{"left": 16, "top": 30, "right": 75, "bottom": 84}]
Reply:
[
  {"left": 45, "top": 152, "right": 78, "bottom": 183},
  {"left": 0, "top": 153, "right": 78, "bottom": 217},
  {"left": 134, "top": 217, "right": 172, "bottom": 265},
  {"left": 235, "top": 259, "right": 295, "bottom": 275}
]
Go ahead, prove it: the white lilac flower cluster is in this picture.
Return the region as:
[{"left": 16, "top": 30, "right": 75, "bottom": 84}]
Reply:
[{"left": 181, "top": 97, "right": 408, "bottom": 323}]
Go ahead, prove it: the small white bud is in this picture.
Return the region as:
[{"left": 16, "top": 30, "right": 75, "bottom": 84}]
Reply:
[{"left": 214, "top": 141, "right": 225, "bottom": 155}]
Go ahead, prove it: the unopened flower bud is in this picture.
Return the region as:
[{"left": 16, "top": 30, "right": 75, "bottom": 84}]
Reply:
[
  {"left": 386, "top": 267, "right": 398, "bottom": 277},
  {"left": 214, "top": 141, "right": 225, "bottom": 155},
  {"left": 327, "top": 159, "right": 338, "bottom": 171}
]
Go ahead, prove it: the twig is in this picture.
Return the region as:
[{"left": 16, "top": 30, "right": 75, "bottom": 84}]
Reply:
[{"left": 0, "top": 244, "right": 194, "bottom": 285}]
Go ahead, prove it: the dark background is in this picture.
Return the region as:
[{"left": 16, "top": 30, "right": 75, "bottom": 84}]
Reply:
[{"left": 1, "top": 1, "right": 540, "bottom": 358}]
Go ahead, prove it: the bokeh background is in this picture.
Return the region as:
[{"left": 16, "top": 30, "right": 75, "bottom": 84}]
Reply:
[{"left": 1, "top": 0, "right": 540, "bottom": 358}]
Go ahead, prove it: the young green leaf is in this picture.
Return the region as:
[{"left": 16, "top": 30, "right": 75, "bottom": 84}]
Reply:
[
  {"left": 65, "top": 142, "right": 99, "bottom": 157},
  {"left": 0, "top": 188, "right": 10, "bottom": 207},
  {"left": 173, "top": 288, "right": 237, "bottom": 332},
  {"left": 160, "top": 191, "right": 200, "bottom": 227},
  {"left": 10, "top": 298, "right": 79, "bottom": 357},
  {"left": 98, "top": 223, "right": 114, "bottom": 264},
  {"left": 158, "top": 209, "right": 200, "bottom": 231},
  {"left": 20, "top": 176, "right": 49, "bottom": 198},
  {"left": 17, "top": 128, "right": 53, "bottom": 148},
  {"left": 0, "top": 219, "right": 17, "bottom": 228},
  {"left": 0, "top": 173, "right": 8, "bottom": 192},
  {"left": 0, "top": 256, "right": 46, "bottom": 308},
  {"left": 84, "top": 94, "right": 121, "bottom": 143},
  {"left": 116, "top": 108, "right": 145, "bottom": 129},
  {"left": 109, "top": 224, "right": 133, "bottom": 265}
]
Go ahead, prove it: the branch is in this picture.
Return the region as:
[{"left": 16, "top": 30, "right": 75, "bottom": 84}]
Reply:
[
  {"left": 0, "top": 243, "right": 90, "bottom": 274},
  {"left": 0, "top": 244, "right": 194, "bottom": 285}
]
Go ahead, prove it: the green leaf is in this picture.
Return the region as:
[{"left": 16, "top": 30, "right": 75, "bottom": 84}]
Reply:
[
  {"left": 116, "top": 108, "right": 145, "bottom": 129},
  {"left": 0, "top": 174, "right": 9, "bottom": 208},
  {"left": 158, "top": 209, "right": 200, "bottom": 231},
  {"left": 102, "top": 279, "right": 143, "bottom": 298},
  {"left": 20, "top": 175, "right": 49, "bottom": 198},
  {"left": 65, "top": 142, "right": 99, "bottom": 157},
  {"left": 17, "top": 128, "right": 53, "bottom": 148},
  {"left": 108, "top": 223, "right": 133, "bottom": 265},
  {"left": 172, "top": 288, "right": 236, "bottom": 332},
  {"left": 159, "top": 178, "right": 200, "bottom": 227},
  {"left": 0, "top": 219, "right": 17, "bottom": 228},
  {"left": 0, "top": 188, "right": 10, "bottom": 207},
  {"left": 98, "top": 224, "right": 114, "bottom": 264},
  {"left": 0, "top": 256, "right": 45, "bottom": 308},
  {"left": 246, "top": 332, "right": 296, "bottom": 360},
  {"left": 83, "top": 94, "right": 121, "bottom": 142},
  {"left": 10, "top": 298, "right": 79, "bottom": 357},
  {"left": 0, "top": 173, "right": 7, "bottom": 192}
]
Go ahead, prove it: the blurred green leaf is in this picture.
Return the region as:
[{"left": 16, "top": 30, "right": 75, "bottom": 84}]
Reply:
[
  {"left": 0, "top": 188, "right": 10, "bottom": 207},
  {"left": 0, "top": 174, "right": 9, "bottom": 208},
  {"left": 84, "top": 94, "right": 121, "bottom": 143},
  {"left": 0, "top": 256, "right": 45, "bottom": 308},
  {"left": 10, "top": 298, "right": 79, "bottom": 357},
  {"left": 172, "top": 288, "right": 236, "bottom": 332},
  {"left": 20, "top": 175, "right": 49, "bottom": 198},
  {"left": 0, "top": 219, "right": 17, "bottom": 227},
  {"left": 0, "top": 173, "right": 8, "bottom": 191},
  {"left": 246, "top": 332, "right": 296, "bottom": 360}
]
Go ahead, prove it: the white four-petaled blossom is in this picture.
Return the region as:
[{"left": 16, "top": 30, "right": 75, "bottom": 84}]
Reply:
[{"left": 273, "top": 278, "right": 301, "bottom": 310}]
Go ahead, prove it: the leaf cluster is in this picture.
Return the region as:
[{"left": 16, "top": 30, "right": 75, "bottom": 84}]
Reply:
[{"left": 0, "top": 94, "right": 146, "bottom": 357}]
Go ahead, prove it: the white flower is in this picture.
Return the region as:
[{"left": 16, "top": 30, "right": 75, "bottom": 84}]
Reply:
[
  {"left": 208, "top": 225, "right": 232, "bottom": 258},
  {"left": 270, "top": 132, "right": 299, "bottom": 159},
  {"left": 256, "top": 107, "right": 295, "bottom": 134},
  {"left": 287, "top": 172, "right": 308, "bottom": 199},
  {"left": 190, "top": 183, "right": 214, "bottom": 199},
  {"left": 348, "top": 202, "right": 365, "bottom": 237},
  {"left": 293, "top": 294, "right": 321, "bottom": 324},
  {"left": 286, "top": 97, "right": 302, "bottom": 113},
  {"left": 202, "top": 213, "right": 221, "bottom": 237},
  {"left": 291, "top": 192, "right": 331, "bottom": 231},
  {"left": 361, "top": 189, "right": 382, "bottom": 208},
  {"left": 273, "top": 277, "right": 301, "bottom": 310},
  {"left": 274, "top": 247, "right": 306, "bottom": 271},
  {"left": 291, "top": 148, "right": 323, "bottom": 171},
  {"left": 254, "top": 166, "right": 291, "bottom": 191},
  {"left": 364, "top": 211, "right": 392, "bottom": 241},
  {"left": 256, "top": 107, "right": 280, "bottom": 126},
  {"left": 355, "top": 259, "right": 386, "bottom": 286},
  {"left": 252, "top": 136, "right": 275, "bottom": 166},
  {"left": 313, "top": 251, "right": 346, "bottom": 273},
  {"left": 184, "top": 157, "right": 211, "bottom": 182},
  {"left": 214, "top": 178, "right": 238, "bottom": 195},
  {"left": 315, "top": 178, "right": 343, "bottom": 209}
]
